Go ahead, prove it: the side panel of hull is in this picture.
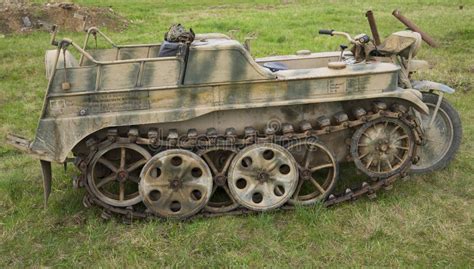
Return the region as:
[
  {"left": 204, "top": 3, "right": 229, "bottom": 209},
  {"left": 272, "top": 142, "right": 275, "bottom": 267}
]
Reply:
[{"left": 30, "top": 62, "right": 428, "bottom": 162}]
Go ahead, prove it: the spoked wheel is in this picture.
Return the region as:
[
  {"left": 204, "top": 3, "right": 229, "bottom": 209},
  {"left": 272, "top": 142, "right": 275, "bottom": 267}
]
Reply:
[
  {"left": 198, "top": 147, "right": 239, "bottom": 213},
  {"left": 87, "top": 143, "right": 151, "bottom": 207},
  {"left": 139, "top": 149, "right": 213, "bottom": 219},
  {"left": 412, "top": 93, "right": 462, "bottom": 173},
  {"left": 228, "top": 143, "right": 298, "bottom": 211},
  {"left": 351, "top": 117, "right": 415, "bottom": 178},
  {"left": 286, "top": 138, "right": 338, "bottom": 205}
]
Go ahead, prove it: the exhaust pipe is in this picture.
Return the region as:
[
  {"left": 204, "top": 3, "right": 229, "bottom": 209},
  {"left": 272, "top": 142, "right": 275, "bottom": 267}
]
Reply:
[
  {"left": 392, "top": 9, "right": 438, "bottom": 47},
  {"left": 365, "top": 10, "right": 381, "bottom": 46}
]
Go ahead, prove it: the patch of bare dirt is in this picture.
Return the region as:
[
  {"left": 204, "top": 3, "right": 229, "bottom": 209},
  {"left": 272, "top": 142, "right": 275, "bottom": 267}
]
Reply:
[{"left": 0, "top": 1, "right": 128, "bottom": 34}]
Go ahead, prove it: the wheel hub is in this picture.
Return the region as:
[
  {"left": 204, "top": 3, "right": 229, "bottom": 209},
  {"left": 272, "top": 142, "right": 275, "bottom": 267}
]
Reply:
[
  {"left": 169, "top": 178, "right": 182, "bottom": 190},
  {"left": 214, "top": 174, "right": 227, "bottom": 186},
  {"left": 116, "top": 170, "right": 128, "bottom": 182},
  {"left": 256, "top": 171, "right": 270, "bottom": 182},
  {"left": 301, "top": 169, "right": 312, "bottom": 180},
  {"left": 377, "top": 140, "right": 390, "bottom": 152}
]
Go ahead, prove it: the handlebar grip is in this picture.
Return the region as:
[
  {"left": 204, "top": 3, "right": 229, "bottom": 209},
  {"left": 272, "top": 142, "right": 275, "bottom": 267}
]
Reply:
[{"left": 318, "top": 29, "right": 334, "bottom": 36}]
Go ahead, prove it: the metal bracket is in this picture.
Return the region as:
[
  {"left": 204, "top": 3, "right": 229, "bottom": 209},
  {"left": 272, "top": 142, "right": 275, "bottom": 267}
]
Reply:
[{"left": 40, "top": 160, "right": 52, "bottom": 208}]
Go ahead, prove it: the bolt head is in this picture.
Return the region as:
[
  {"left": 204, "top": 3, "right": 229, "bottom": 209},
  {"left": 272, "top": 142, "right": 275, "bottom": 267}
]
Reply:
[
  {"left": 301, "top": 169, "right": 312, "bottom": 180},
  {"left": 169, "top": 179, "right": 182, "bottom": 190},
  {"left": 117, "top": 170, "right": 128, "bottom": 182},
  {"left": 257, "top": 172, "right": 270, "bottom": 182},
  {"left": 215, "top": 174, "right": 227, "bottom": 186}
]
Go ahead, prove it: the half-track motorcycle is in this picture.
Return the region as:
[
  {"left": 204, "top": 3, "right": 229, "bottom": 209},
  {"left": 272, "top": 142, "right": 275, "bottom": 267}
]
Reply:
[{"left": 6, "top": 12, "right": 461, "bottom": 220}]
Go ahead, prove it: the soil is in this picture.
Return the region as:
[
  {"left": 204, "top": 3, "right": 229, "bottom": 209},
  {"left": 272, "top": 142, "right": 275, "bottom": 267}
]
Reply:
[{"left": 0, "top": 1, "right": 128, "bottom": 34}]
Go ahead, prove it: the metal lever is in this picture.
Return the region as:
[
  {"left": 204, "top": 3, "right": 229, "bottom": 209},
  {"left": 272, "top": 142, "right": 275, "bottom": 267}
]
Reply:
[
  {"left": 50, "top": 25, "right": 58, "bottom": 46},
  {"left": 339, "top": 44, "right": 348, "bottom": 61}
]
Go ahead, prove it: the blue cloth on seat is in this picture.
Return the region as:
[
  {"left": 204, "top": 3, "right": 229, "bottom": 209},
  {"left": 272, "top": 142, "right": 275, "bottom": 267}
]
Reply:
[{"left": 262, "top": 62, "right": 289, "bottom": 72}]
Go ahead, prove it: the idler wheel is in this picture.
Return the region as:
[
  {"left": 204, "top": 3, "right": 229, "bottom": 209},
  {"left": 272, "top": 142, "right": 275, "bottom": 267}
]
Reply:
[
  {"left": 351, "top": 117, "right": 415, "bottom": 178},
  {"left": 139, "top": 149, "right": 212, "bottom": 219},
  {"left": 87, "top": 143, "right": 151, "bottom": 207},
  {"left": 286, "top": 138, "right": 338, "bottom": 205},
  {"left": 228, "top": 143, "right": 298, "bottom": 211}
]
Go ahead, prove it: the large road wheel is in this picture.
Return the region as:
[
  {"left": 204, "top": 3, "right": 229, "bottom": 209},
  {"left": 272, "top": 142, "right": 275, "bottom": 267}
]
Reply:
[
  {"left": 198, "top": 147, "right": 240, "bottom": 213},
  {"left": 228, "top": 143, "right": 299, "bottom": 211},
  {"left": 286, "top": 138, "right": 338, "bottom": 205},
  {"left": 412, "top": 93, "right": 462, "bottom": 173},
  {"left": 87, "top": 143, "right": 151, "bottom": 207},
  {"left": 139, "top": 149, "right": 213, "bottom": 219}
]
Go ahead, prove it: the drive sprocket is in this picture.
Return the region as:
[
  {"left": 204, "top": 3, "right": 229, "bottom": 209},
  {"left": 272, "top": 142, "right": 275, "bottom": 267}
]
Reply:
[{"left": 351, "top": 117, "right": 415, "bottom": 178}]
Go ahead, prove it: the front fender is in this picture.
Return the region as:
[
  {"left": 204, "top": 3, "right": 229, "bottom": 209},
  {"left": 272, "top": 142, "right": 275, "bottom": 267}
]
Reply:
[{"left": 412, "top": 80, "right": 455, "bottom": 94}]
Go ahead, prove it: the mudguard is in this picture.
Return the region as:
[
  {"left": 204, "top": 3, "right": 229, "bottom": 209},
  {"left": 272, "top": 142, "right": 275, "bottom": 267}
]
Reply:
[{"left": 412, "top": 80, "right": 455, "bottom": 94}]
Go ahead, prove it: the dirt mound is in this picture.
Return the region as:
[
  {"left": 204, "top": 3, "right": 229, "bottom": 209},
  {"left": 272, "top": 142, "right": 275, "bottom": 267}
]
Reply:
[{"left": 0, "top": 1, "right": 128, "bottom": 34}]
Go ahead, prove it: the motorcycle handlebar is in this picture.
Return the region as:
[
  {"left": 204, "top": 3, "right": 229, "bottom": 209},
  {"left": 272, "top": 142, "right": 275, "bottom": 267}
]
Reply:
[
  {"left": 318, "top": 29, "right": 334, "bottom": 35},
  {"left": 319, "top": 29, "right": 355, "bottom": 44}
]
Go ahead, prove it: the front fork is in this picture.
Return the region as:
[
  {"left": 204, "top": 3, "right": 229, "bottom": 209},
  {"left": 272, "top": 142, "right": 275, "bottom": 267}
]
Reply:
[{"left": 426, "top": 91, "right": 444, "bottom": 130}]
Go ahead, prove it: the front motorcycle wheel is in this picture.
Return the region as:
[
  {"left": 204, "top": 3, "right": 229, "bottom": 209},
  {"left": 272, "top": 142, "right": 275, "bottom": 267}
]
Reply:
[{"left": 412, "top": 93, "right": 462, "bottom": 173}]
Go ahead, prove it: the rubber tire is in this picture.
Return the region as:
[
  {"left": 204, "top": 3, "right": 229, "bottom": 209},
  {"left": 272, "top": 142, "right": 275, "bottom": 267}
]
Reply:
[{"left": 411, "top": 93, "right": 462, "bottom": 174}]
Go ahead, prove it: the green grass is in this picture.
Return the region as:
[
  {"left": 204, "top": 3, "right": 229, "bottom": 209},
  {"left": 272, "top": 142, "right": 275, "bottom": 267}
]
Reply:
[{"left": 1, "top": 0, "right": 473, "bottom": 267}]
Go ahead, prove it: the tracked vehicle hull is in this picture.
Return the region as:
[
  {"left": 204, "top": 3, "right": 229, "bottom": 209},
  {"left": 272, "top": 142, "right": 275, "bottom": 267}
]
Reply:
[
  {"left": 24, "top": 61, "right": 426, "bottom": 164},
  {"left": 7, "top": 28, "right": 430, "bottom": 220}
]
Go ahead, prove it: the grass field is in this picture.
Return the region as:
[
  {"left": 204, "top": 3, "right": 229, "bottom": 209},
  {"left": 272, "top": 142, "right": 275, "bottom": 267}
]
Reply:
[{"left": 1, "top": 0, "right": 473, "bottom": 267}]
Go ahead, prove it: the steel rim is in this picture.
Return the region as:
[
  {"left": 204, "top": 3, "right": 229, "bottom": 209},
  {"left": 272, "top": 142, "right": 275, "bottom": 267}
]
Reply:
[
  {"left": 286, "top": 139, "right": 338, "bottom": 205},
  {"left": 228, "top": 143, "right": 298, "bottom": 211},
  {"left": 413, "top": 104, "right": 454, "bottom": 170},
  {"left": 199, "top": 147, "right": 240, "bottom": 213},
  {"left": 351, "top": 118, "right": 414, "bottom": 178},
  {"left": 139, "top": 149, "right": 213, "bottom": 219},
  {"left": 87, "top": 143, "right": 151, "bottom": 207}
]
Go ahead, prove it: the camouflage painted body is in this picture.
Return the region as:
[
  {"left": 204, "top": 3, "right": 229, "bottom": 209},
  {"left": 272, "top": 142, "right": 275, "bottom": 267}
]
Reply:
[
  {"left": 11, "top": 32, "right": 427, "bottom": 163},
  {"left": 6, "top": 9, "right": 464, "bottom": 220},
  {"left": 6, "top": 27, "right": 437, "bottom": 219}
]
